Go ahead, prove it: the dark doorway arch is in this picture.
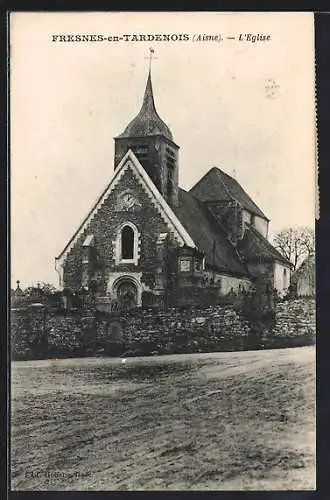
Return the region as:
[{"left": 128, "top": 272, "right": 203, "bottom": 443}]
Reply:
[{"left": 116, "top": 279, "right": 138, "bottom": 311}]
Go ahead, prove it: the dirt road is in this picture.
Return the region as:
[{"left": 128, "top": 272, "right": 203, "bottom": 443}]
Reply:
[{"left": 11, "top": 346, "right": 315, "bottom": 490}]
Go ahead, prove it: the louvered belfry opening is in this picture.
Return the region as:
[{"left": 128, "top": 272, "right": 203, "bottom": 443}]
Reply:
[{"left": 130, "top": 145, "right": 149, "bottom": 172}]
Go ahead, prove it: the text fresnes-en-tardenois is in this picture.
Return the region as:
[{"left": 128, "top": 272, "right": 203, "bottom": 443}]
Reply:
[{"left": 50, "top": 33, "right": 271, "bottom": 43}]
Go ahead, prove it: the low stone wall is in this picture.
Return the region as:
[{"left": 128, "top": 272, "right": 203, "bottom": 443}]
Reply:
[
  {"left": 100, "top": 305, "right": 251, "bottom": 355},
  {"left": 271, "top": 298, "right": 316, "bottom": 337},
  {"left": 11, "top": 308, "right": 85, "bottom": 360},
  {"left": 10, "top": 298, "right": 316, "bottom": 360},
  {"left": 259, "top": 298, "right": 316, "bottom": 349}
]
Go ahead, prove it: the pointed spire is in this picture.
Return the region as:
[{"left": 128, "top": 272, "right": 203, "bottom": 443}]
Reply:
[
  {"left": 140, "top": 70, "right": 156, "bottom": 117},
  {"left": 118, "top": 60, "right": 173, "bottom": 141},
  {"left": 139, "top": 46, "right": 156, "bottom": 114}
]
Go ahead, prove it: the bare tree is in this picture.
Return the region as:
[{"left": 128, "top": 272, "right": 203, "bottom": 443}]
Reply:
[{"left": 272, "top": 226, "right": 315, "bottom": 271}]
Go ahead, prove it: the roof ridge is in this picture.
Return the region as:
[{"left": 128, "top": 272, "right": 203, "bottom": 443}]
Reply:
[
  {"left": 217, "top": 168, "right": 269, "bottom": 220},
  {"left": 213, "top": 168, "right": 241, "bottom": 206},
  {"left": 189, "top": 167, "right": 236, "bottom": 203},
  {"left": 214, "top": 166, "right": 235, "bottom": 181},
  {"left": 189, "top": 166, "right": 220, "bottom": 192},
  {"left": 190, "top": 166, "right": 268, "bottom": 220}
]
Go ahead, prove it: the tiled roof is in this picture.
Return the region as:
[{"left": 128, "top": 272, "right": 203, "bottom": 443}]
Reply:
[
  {"left": 117, "top": 71, "right": 173, "bottom": 141},
  {"left": 173, "top": 189, "right": 250, "bottom": 277},
  {"left": 190, "top": 167, "right": 269, "bottom": 220},
  {"left": 238, "top": 225, "right": 291, "bottom": 266}
]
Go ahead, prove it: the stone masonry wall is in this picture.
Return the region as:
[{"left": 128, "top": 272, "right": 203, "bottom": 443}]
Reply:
[
  {"left": 267, "top": 298, "right": 316, "bottom": 338},
  {"left": 108, "top": 305, "right": 251, "bottom": 354},
  {"left": 11, "top": 298, "right": 315, "bottom": 360},
  {"left": 63, "top": 166, "right": 177, "bottom": 292}
]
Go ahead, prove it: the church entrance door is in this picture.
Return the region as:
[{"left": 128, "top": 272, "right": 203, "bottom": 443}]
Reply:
[{"left": 115, "top": 279, "right": 138, "bottom": 311}]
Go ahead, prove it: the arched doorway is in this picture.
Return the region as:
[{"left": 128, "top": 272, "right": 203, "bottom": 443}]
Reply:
[{"left": 115, "top": 278, "right": 138, "bottom": 311}]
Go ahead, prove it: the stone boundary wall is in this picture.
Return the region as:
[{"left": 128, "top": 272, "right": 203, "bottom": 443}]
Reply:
[
  {"left": 97, "top": 305, "right": 250, "bottom": 356},
  {"left": 10, "top": 299, "right": 315, "bottom": 360},
  {"left": 261, "top": 298, "right": 316, "bottom": 347},
  {"left": 271, "top": 299, "right": 316, "bottom": 337}
]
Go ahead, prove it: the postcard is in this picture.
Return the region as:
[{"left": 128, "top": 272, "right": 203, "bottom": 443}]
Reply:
[{"left": 10, "top": 11, "right": 315, "bottom": 491}]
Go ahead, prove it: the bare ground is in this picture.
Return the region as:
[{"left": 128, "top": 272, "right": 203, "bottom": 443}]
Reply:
[{"left": 11, "top": 346, "right": 315, "bottom": 491}]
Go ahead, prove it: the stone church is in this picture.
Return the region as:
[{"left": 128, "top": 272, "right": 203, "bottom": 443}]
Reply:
[{"left": 55, "top": 67, "right": 291, "bottom": 309}]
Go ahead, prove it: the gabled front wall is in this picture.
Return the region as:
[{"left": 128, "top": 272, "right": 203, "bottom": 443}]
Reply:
[{"left": 62, "top": 165, "right": 178, "bottom": 295}]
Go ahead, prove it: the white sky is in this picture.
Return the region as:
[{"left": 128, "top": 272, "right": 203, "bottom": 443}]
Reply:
[{"left": 10, "top": 12, "right": 316, "bottom": 288}]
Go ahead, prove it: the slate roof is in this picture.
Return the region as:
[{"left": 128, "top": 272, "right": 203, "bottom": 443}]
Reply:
[
  {"left": 117, "top": 71, "right": 174, "bottom": 141},
  {"left": 173, "top": 188, "right": 249, "bottom": 277},
  {"left": 190, "top": 167, "right": 269, "bottom": 220},
  {"left": 238, "top": 225, "right": 291, "bottom": 266}
]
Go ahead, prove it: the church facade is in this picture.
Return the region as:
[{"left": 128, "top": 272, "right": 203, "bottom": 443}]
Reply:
[{"left": 55, "top": 68, "right": 291, "bottom": 309}]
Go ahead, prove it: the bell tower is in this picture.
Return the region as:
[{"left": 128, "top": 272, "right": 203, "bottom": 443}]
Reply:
[{"left": 114, "top": 51, "right": 179, "bottom": 207}]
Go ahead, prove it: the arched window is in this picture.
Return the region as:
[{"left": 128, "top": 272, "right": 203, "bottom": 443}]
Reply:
[
  {"left": 114, "top": 222, "right": 140, "bottom": 265},
  {"left": 121, "top": 226, "right": 134, "bottom": 260}
]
